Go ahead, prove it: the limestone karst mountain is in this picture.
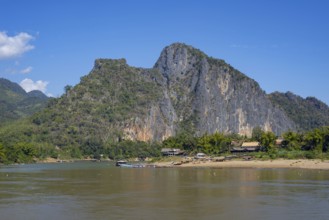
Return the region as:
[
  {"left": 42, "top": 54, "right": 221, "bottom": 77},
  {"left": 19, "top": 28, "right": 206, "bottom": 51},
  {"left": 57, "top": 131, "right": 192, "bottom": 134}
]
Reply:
[{"left": 26, "top": 43, "right": 297, "bottom": 148}]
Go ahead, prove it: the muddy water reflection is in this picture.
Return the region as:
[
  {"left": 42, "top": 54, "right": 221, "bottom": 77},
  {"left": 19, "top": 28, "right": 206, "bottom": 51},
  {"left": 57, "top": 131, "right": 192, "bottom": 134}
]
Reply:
[{"left": 1, "top": 162, "right": 329, "bottom": 220}]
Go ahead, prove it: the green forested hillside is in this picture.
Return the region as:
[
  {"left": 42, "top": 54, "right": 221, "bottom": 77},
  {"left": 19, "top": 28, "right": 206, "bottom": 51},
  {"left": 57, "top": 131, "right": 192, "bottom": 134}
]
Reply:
[
  {"left": 27, "top": 59, "right": 162, "bottom": 154},
  {"left": 0, "top": 78, "right": 49, "bottom": 125},
  {"left": 268, "top": 92, "right": 329, "bottom": 131}
]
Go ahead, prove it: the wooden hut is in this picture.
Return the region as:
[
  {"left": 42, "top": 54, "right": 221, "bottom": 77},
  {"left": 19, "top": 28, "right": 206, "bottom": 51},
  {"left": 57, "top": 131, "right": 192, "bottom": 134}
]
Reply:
[
  {"left": 161, "top": 148, "right": 184, "bottom": 156},
  {"left": 231, "top": 141, "right": 260, "bottom": 153}
]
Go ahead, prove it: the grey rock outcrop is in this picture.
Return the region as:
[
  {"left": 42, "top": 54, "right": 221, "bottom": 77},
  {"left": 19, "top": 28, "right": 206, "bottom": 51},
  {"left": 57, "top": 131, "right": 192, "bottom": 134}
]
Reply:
[
  {"left": 150, "top": 43, "right": 296, "bottom": 138},
  {"left": 118, "top": 43, "right": 296, "bottom": 140}
]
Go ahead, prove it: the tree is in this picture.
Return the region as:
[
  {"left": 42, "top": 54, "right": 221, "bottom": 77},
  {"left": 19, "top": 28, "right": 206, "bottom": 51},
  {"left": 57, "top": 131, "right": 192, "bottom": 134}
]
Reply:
[
  {"left": 304, "top": 128, "right": 323, "bottom": 152},
  {"left": 321, "top": 127, "right": 329, "bottom": 152},
  {"left": 252, "top": 126, "right": 264, "bottom": 142},
  {"left": 162, "top": 133, "right": 197, "bottom": 152},
  {"left": 7, "top": 142, "right": 37, "bottom": 163},
  {"left": 162, "top": 136, "right": 184, "bottom": 149},
  {"left": 210, "top": 132, "right": 231, "bottom": 154},
  {"left": 197, "top": 134, "right": 212, "bottom": 154},
  {"left": 0, "top": 143, "right": 6, "bottom": 163},
  {"left": 64, "top": 85, "right": 72, "bottom": 94},
  {"left": 197, "top": 132, "right": 231, "bottom": 155},
  {"left": 105, "top": 140, "right": 161, "bottom": 160},
  {"left": 282, "top": 131, "right": 302, "bottom": 150},
  {"left": 303, "top": 126, "right": 329, "bottom": 153},
  {"left": 260, "top": 131, "right": 276, "bottom": 152}
]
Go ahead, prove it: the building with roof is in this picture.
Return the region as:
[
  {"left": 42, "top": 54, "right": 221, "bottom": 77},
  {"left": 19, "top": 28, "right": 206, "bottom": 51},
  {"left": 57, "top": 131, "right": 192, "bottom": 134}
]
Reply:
[
  {"left": 161, "top": 148, "right": 184, "bottom": 156},
  {"left": 231, "top": 141, "right": 260, "bottom": 153}
]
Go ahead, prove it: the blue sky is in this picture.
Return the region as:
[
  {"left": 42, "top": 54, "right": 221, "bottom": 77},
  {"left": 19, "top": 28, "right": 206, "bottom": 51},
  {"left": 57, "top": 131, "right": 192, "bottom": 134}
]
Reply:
[{"left": 1, "top": 0, "right": 328, "bottom": 104}]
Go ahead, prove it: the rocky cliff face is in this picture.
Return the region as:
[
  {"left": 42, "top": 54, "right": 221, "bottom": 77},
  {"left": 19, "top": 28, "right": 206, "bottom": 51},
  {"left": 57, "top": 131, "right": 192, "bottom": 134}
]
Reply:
[
  {"left": 151, "top": 43, "right": 296, "bottom": 137},
  {"left": 104, "top": 43, "right": 296, "bottom": 141}
]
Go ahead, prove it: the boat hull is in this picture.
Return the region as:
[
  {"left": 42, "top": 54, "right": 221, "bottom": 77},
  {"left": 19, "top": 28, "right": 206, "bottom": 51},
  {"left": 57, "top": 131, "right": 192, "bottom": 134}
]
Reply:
[{"left": 119, "top": 163, "right": 145, "bottom": 168}]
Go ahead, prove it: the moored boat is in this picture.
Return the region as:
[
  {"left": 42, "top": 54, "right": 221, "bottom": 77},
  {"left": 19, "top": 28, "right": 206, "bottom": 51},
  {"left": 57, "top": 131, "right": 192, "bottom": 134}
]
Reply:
[
  {"left": 116, "top": 160, "right": 128, "bottom": 166},
  {"left": 118, "top": 163, "right": 146, "bottom": 168}
]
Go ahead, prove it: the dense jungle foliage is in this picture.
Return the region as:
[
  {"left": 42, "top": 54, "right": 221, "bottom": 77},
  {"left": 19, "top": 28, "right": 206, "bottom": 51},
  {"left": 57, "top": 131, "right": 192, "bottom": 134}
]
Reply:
[
  {"left": 1, "top": 125, "right": 329, "bottom": 164},
  {"left": 269, "top": 92, "right": 329, "bottom": 131}
]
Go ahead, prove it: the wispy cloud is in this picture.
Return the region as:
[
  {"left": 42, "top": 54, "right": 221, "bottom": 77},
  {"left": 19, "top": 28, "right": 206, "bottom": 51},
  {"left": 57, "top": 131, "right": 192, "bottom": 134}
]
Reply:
[
  {"left": 5, "top": 65, "right": 33, "bottom": 74},
  {"left": 20, "top": 78, "right": 48, "bottom": 93},
  {"left": 0, "top": 32, "right": 35, "bottom": 59},
  {"left": 20, "top": 66, "right": 33, "bottom": 74}
]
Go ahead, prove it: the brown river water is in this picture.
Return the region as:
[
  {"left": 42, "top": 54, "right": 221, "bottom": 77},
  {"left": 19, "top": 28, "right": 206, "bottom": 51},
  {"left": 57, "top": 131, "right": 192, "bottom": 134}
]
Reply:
[{"left": 1, "top": 162, "right": 329, "bottom": 220}]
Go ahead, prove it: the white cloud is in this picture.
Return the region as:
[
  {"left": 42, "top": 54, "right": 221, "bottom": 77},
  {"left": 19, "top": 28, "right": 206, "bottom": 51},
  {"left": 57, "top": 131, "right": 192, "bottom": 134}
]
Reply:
[
  {"left": 20, "top": 66, "right": 33, "bottom": 74},
  {"left": 19, "top": 78, "right": 48, "bottom": 93},
  {"left": 0, "top": 32, "right": 35, "bottom": 59}
]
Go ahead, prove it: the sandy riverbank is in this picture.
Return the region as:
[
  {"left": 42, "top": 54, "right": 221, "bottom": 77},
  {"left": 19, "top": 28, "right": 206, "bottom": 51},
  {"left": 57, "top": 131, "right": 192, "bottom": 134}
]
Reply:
[
  {"left": 38, "top": 157, "right": 329, "bottom": 170},
  {"left": 153, "top": 159, "right": 329, "bottom": 170}
]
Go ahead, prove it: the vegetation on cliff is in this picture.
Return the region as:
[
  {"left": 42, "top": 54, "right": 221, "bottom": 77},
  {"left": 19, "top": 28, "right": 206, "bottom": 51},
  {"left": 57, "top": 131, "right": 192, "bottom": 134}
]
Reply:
[{"left": 268, "top": 92, "right": 329, "bottom": 131}]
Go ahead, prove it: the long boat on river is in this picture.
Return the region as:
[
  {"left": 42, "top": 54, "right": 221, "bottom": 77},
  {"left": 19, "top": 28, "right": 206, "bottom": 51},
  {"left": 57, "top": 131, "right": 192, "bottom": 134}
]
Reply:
[
  {"left": 119, "top": 163, "right": 146, "bottom": 168},
  {"left": 116, "top": 160, "right": 128, "bottom": 166},
  {"left": 116, "top": 160, "right": 146, "bottom": 168}
]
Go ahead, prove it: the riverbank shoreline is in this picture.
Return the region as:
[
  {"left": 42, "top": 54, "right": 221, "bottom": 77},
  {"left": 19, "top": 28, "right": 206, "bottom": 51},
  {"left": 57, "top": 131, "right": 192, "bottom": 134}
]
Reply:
[
  {"left": 35, "top": 157, "right": 329, "bottom": 170},
  {"left": 152, "top": 159, "right": 329, "bottom": 170}
]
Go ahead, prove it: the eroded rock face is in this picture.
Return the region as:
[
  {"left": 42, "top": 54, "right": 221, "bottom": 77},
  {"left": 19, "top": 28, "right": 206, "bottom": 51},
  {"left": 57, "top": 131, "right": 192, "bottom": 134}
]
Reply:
[
  {"left": 120, "top": 43, "right": 295, "bottom": 140},
  {"left": 150, "top": 43, "right": 296, "bottom": 138},
  {"left": 122, "top": 105, "right": 175, "bottom": 141}
]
